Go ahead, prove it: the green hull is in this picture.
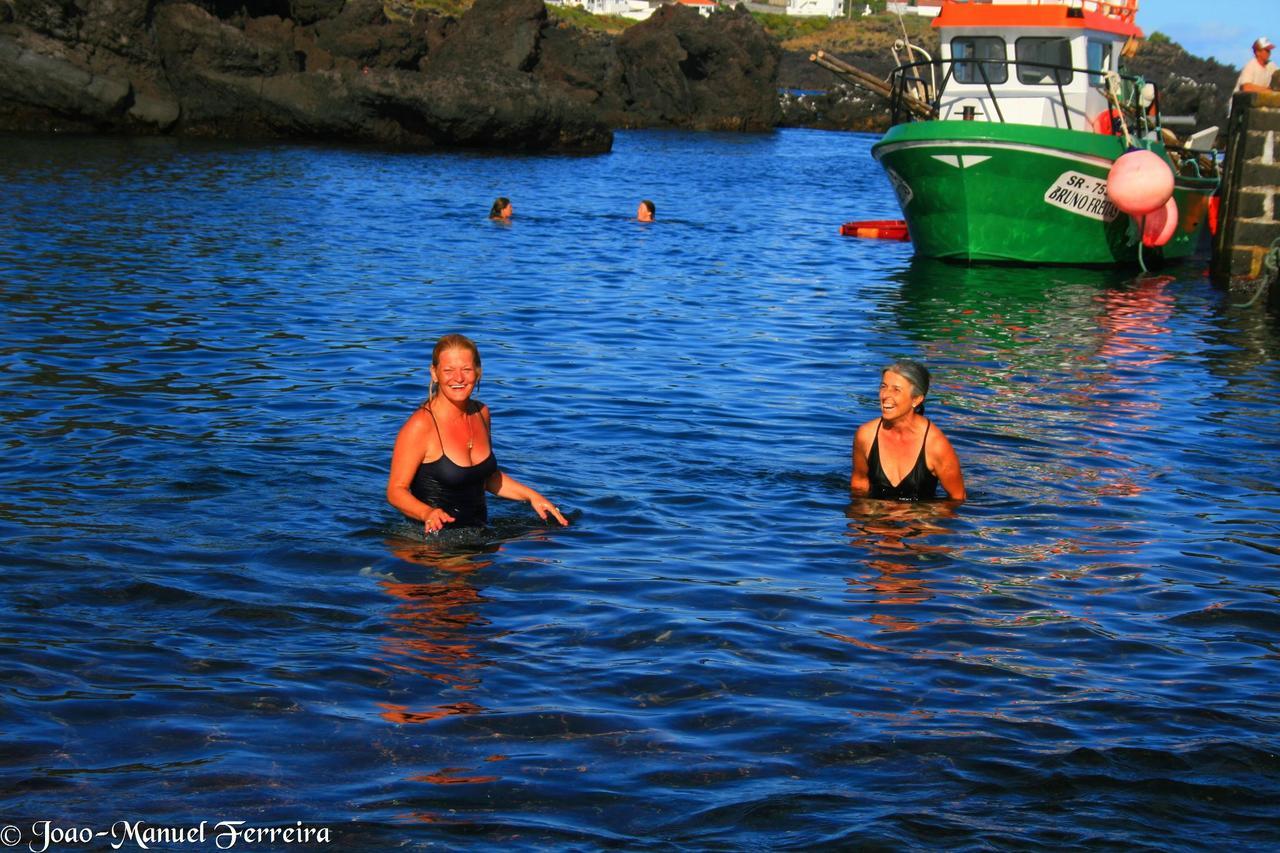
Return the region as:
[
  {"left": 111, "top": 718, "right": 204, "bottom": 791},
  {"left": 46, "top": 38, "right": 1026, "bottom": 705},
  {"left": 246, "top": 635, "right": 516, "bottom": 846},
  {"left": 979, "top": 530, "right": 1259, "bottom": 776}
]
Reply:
[{"left": 871, "top": 121, "right": 1217, "bottom": 265}]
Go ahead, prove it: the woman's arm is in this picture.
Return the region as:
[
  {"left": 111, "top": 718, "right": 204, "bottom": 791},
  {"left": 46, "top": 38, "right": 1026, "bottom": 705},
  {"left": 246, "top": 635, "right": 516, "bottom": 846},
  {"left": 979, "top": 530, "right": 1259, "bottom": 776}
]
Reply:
[
  {"left": 387, "top": 409, "right": 455, "bottom": 531},
  {"left": 927, "top": 427, "right": 966, "bottom": 501},
  {"left": 480, "top": 405, "right": 569, "bottom": 526},
  {"left": 850, "top": 420, "right": 875, "bottom": 495},
  {"left": 486, "top": 470, "right": 569, "bottom": 526}
]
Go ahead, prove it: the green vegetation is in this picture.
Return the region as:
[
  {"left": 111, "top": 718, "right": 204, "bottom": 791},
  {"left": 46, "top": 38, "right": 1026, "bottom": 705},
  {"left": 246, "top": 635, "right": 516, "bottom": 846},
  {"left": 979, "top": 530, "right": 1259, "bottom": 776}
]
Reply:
[
  {"left": 773, "top": 13, "right": 934, "bottom": 53},
  {"left": 751, "top": 11, "right": 841, "bottom": 41},
  {"left": 394, "top": 0, "right": 472, "bottom": 15},
  {"left": 547, "top": 4, "right": 635, "bottom": 32},
  {"left": 1147, "top": 31, "right": 1171, "bottom": 45},
  {"left": 388, "top": 0, "right": 632, "bottom": 31}
]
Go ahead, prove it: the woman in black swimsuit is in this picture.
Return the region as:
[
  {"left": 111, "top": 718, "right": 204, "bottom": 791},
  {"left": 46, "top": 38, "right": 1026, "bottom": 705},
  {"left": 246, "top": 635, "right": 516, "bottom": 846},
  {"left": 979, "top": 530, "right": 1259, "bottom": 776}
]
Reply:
[
  {"left": 850, "top": 360, "right": 965, "bottom": 501},
  {"left": 388, "top": 334, "right": 569, "bottom": 534}
]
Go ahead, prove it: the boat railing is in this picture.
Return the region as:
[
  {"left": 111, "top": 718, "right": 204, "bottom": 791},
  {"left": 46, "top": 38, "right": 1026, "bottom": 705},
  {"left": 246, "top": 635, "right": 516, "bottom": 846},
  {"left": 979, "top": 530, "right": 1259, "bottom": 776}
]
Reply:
[
  {"left": 888, "top": 57, "right": 1153, "bottom": 130},
  {"left": 886, "top": 57, "right": 1219, "bottom": 178}
]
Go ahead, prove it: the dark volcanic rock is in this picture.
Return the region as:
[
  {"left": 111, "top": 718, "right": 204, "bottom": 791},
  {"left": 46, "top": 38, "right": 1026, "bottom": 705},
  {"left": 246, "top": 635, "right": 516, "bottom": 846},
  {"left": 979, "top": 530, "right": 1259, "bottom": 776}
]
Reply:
[
  {"left": 606, "top": 3, "right": 781, "bottom": 131},
  {"left": 0, "top": 0, "right": 611, "bottom": 151},
  {"left": 1126, "top": 39, "right": 1236, "bottom": 132},
  {"left": 534, "top": 21, "right": 617, "bottom": 107},
  {"left": 0, "top": 0, "right": 786, "bottom": 149},
  {"left": 428, "top": 0, "right": 544, "bottom": 74},
  {"left": 779, "top": 86, "right": 888, "bottom": 132}
]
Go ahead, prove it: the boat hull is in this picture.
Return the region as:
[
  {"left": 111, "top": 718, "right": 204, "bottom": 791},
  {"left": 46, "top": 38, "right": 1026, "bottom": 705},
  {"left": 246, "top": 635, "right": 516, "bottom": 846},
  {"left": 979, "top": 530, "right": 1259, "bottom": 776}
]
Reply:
[{"left": 871, "top": 121, "right": 1216, "bottom": 265}]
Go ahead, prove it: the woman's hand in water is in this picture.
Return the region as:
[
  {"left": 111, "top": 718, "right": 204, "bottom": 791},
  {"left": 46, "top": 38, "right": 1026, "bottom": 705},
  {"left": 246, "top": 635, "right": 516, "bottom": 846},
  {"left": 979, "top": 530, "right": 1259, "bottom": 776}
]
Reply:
[
  {"left": 530, "top": 496, "right": 569, "bottom": 527},
  {"left": 423, "top": 506, "right": 455, "bottom": 535}
]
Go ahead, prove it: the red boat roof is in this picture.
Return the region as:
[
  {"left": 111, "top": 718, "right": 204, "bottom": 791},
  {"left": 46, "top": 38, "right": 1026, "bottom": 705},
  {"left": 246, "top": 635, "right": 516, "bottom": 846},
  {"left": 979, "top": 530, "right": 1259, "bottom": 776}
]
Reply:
[{"left": 933, "top": 0, "right": 1142, "bottom": 38}]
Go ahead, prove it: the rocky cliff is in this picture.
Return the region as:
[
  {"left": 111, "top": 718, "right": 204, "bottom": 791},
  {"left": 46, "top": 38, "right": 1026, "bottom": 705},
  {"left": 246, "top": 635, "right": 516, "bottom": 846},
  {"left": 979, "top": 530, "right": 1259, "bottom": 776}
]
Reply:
[{"left": 0, "top": 0, "right": 781, "bottom": 151}]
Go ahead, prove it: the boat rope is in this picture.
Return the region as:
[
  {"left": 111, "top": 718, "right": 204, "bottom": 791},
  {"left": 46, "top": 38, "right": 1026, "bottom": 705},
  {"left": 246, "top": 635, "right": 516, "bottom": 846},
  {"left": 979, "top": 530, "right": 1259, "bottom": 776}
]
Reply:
[
  {"left": 1233, "top": 236, "right": 1280, "bottom": 308},
  {"left": 1104, "top": 72, "right": 1135, "bottom": 149}
]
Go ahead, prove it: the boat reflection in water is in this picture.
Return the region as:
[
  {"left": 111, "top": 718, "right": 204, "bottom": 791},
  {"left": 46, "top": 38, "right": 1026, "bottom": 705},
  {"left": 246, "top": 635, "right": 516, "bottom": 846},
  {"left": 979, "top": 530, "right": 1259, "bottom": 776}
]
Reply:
[
  {"left": 886, "top": 259, "right": 1179, "bottom": 504},
  {"left": 836, "top": 259, "right": 1193, "bottom": 617}
]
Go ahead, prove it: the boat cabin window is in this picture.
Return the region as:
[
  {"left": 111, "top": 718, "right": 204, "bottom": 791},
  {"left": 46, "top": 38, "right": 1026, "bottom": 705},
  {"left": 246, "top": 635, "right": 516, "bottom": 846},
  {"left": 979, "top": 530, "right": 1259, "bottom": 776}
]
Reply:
[
  {"left": 952, "top": 37, "right": 1007, "bottom": 84},
  {"left": 1087, "top": 38, "right": 1112, "bottom": 86},
  {"left": 1015, "top": 37, "right": 1073, "bottom": 85}
]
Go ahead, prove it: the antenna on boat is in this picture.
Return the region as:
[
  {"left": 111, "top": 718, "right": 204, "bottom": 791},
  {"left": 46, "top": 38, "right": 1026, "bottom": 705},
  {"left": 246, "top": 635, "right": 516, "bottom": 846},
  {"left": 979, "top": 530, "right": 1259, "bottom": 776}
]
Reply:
[{"left": 890, "top": 9, "right": 936, "bottom": 102}]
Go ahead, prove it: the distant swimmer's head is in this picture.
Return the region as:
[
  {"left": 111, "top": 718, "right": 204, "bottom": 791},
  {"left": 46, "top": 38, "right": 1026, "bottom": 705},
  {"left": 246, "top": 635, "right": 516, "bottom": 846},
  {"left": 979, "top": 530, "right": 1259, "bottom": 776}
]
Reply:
[
  {"left": 881, "top": 359, "right": 930, "bottom": 416},
  {"left": 430, "top": 333, "right": 482, "bottom": 401},
  {"left": 489, "top": 197, "right": 512, "bottom": 220},
  {"left": 637, "top": 199, "right": 655, "bottom": 222}
]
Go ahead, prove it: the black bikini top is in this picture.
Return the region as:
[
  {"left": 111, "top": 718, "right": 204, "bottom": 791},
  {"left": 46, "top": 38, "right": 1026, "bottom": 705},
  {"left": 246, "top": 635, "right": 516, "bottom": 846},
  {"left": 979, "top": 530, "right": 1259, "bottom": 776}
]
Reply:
[
  {"left": 868, "top": 418, "right": 938, "bottom": 501},
  {"left": 408, "top": 404, "right": 498, "bottom": 528}
]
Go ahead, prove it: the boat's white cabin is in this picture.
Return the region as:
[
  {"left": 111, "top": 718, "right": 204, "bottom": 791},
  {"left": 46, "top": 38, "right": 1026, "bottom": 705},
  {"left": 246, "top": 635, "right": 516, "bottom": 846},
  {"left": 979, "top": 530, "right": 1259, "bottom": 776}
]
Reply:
[
  {"left": 934, "top": 26, "right": 1126, "bottom": 129},
  {"left": 919, "top": 0, "right": 1143, "bottom": 131}
]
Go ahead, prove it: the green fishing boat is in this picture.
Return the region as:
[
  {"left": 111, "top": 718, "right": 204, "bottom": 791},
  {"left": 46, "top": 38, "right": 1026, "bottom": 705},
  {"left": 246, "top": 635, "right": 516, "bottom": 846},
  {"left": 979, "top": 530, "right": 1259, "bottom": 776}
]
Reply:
[{"left": 856, "top": 0, "right": 1220, "bottom": 265}]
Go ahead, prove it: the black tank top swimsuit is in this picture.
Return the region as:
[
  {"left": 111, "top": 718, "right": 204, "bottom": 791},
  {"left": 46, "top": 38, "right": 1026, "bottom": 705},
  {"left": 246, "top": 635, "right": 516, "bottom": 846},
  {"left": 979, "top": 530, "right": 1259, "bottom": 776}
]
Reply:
[
  {"left": 409, "top": 405, "right": 499, "bottom": 529},
  {"left": 868, "top": 418, "right": 938, "bottom": 501}
]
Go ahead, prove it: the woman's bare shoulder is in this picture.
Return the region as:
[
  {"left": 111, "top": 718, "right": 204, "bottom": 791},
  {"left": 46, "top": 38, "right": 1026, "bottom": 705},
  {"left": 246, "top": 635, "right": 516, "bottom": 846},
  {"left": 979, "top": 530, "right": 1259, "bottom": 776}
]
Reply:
[
  {"left": 853, "top": 417, "right": 880, "bottom": 449},
  {"left": 398, "top": 405, "right": 435, "bottom": 437}
]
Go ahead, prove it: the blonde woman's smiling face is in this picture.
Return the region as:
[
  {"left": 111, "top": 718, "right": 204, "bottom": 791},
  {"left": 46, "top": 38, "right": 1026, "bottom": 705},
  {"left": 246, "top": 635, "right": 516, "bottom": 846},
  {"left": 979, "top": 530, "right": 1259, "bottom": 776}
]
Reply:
[{"left": 432, "top": 347, "right": 479, "bottom": 402}]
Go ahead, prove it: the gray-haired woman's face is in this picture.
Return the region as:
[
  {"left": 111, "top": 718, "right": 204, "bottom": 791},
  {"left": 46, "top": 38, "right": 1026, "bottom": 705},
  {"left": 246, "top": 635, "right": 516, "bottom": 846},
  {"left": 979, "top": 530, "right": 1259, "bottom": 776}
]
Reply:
[{"left": 880, "top": 369, "right": 924, "bottom": 418}]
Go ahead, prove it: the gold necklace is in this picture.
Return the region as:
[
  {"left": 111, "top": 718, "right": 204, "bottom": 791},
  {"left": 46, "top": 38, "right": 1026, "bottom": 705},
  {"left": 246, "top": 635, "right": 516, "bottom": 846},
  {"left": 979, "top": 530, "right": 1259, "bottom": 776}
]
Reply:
[{"left": 433, "top": 400, "right": 473, "bottom": 451}]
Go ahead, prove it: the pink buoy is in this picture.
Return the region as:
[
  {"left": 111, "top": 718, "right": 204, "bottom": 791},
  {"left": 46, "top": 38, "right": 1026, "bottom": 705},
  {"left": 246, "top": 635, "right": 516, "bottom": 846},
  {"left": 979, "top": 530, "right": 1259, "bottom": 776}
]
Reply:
[
  {"left": 1107, "top": 149, "right": 1174, "bottom": 216},
  {"left": 1141, "top": 196, "right": 1178, "bottom": 247}
]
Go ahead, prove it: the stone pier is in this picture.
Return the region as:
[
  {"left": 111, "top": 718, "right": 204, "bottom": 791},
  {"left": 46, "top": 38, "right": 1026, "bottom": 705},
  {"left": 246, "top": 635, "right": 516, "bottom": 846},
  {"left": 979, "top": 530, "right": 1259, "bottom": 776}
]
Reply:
[{"left": 1211, "top": 90, "right": 1280, "bottom": 305}]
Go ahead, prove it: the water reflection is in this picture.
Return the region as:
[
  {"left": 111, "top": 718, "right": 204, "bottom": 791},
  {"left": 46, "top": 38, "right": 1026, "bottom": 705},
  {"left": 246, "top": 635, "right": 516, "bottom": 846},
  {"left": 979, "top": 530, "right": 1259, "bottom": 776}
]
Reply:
[
  {"left": 1096, "top": 274, "right": 1176, "bottom": 365},
  {"left": 841, "top": 500, "right": 959, "bottom": 635},
  {"left": 884, "top": 262, "right": 1190, "bottom": 504},
  {"left": 376, "top": 540, "right": 497, "bottom": 726}
]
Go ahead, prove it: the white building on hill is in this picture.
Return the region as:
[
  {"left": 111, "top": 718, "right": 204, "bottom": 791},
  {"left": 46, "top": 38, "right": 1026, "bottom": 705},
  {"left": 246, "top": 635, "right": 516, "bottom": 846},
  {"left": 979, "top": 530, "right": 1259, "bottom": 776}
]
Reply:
[
  {"left": 884, "top": 0, "right": 943, "bottom": 17},
  {"left": 548, "top": 0, "right": 713, "bottom": 20},
  {"left": 548, "top": 0, "right": 845, "bottom": 20},
  {"left": 742, "top": 0, "right": 846, "bottom": 16},
  {"left": 783, "top": 0, "right": 844, "bottom": 15}
]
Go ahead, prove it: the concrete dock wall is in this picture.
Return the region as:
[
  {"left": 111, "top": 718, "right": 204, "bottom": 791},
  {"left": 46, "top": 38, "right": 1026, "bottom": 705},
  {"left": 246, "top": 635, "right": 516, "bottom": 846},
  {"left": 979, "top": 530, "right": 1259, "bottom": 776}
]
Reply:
[{"left": 1211, "top": 90, "right": 1280, "bottom": 302}]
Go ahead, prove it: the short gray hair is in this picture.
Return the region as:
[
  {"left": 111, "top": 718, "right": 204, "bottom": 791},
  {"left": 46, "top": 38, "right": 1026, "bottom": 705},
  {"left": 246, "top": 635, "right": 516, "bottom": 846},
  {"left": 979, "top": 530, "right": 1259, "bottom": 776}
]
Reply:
[{"left": 883, "top": 359, "right": 931, "bottom": 414}]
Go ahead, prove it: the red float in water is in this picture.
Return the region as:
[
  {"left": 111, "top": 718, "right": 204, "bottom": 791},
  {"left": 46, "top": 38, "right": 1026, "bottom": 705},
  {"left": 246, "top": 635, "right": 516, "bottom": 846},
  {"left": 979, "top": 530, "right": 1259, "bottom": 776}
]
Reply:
[
  {"left": 840, "top": 220, "right": 910, "bottom": 241},
  {"left": 1141, "top": 196, "right": 1179, "bottom": 248}
]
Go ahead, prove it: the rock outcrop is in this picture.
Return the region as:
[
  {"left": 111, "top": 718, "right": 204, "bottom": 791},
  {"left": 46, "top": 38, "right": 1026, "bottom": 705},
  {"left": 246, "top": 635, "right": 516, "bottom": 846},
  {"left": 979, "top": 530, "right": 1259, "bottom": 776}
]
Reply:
[
  {"left": 0, "top": 0, "right": 612, "bottom": 151},
  {"left": 0, "top": 0, "right": 784, "bottom": 150},
  {"left": 603, "top": 3, "right": 781, "bottom": 131}
]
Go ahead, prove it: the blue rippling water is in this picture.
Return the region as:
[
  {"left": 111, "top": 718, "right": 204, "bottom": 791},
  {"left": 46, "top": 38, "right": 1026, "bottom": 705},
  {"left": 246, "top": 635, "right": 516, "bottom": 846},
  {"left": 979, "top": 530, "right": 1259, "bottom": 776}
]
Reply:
[{"left": 1, "top": 129, "right": 1278, "bottom": 850}]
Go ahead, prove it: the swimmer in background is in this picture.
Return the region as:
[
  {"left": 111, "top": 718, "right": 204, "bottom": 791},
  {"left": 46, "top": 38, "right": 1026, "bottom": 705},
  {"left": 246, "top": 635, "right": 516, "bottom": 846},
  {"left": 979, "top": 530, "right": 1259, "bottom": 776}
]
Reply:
[
  {"left": 489, "top": 197, "right": 512, "bottom": 220},
  {"left": 637, "top": 199, "right": 655, "bottom": 222},
  {"left": 851, "top": 360, "right": 965, "bottom": 501},
  {"left": 388, "top": 333, "right": 569, "bottom": 534}
]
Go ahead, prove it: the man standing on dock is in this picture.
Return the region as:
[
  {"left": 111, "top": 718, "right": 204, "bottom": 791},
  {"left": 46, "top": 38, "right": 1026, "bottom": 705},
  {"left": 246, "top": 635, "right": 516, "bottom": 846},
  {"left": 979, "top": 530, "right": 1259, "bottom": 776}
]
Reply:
[{"left": 1234, "top": 37, "right": 1278, "bottom": 94}]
